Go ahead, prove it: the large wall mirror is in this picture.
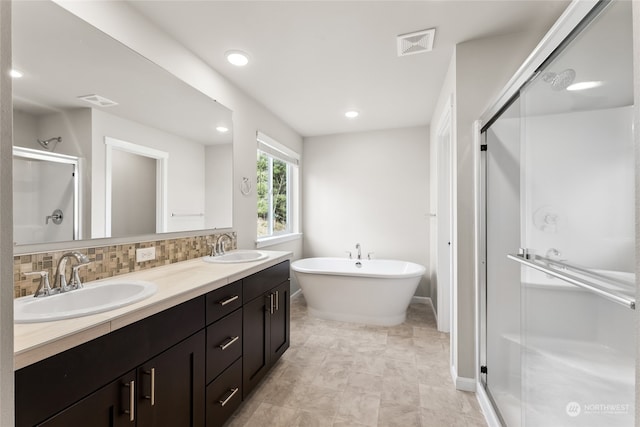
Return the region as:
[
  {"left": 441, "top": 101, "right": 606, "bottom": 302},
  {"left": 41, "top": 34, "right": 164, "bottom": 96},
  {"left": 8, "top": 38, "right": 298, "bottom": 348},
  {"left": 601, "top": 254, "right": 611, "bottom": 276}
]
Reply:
[{"left": 12, "top": 1, "right": 233, "bottom": 247}]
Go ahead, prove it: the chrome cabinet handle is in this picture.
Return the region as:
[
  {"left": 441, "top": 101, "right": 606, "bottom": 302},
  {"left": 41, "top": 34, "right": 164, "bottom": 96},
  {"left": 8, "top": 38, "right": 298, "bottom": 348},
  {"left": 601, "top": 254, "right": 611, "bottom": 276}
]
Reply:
[
  {"left": 219, "top": 387, "right": 239, "bottom": 407},
  {"left": 269, "top": 293, "right": 274, "bottom": 314},
  {"left": 219, "top": 336, "right": 239, "bottom": 351},
  {"left": 144, "top": 368, "right": 156, "bottom": 406},
  {"left": 275, "top": 290, "right": 279, "bottom": 311},
  {"left": 123, "top": 380, "right": 135, "bottom": 422},
  {"left": 218, "top": 295, "right": 239, "bottom": 306}
]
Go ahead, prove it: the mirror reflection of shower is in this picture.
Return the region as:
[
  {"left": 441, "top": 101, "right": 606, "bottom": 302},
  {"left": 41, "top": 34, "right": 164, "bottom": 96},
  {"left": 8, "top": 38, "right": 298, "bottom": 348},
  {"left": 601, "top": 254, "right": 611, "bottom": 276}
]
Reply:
[
  {"left": 37, "top": 136, "right": 62, "bottom": 151},
  {"left": 13, "top": 146, "right": 80, "bottom": 245}
]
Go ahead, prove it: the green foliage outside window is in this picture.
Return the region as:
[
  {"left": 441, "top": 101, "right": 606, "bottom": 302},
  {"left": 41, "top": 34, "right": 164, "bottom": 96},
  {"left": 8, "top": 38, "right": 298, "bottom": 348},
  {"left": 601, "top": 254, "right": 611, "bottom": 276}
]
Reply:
[{"left": 257, "top": 151, "right": 289, "bottom": 237}]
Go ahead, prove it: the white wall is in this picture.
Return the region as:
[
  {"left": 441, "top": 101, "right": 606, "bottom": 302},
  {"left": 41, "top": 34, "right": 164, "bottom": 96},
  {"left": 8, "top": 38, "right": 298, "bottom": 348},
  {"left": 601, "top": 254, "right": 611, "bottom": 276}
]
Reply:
[
  {"left": 0, "top": 1, "right": 13, "bottom": 423},
  {"left": 633, "top": 4, "right": 640, "bottom": 421},
  {"left": 303, "top": 126, "right": 430, "bottom": 297},
  {"left": 524, "top": 107, "right": 635, "bottom": 272},
  {"left": 205, "top": 144, "right": 233, "bottom": 229},
  {"left": 91, "top": 109, "right": 205, "bottom": 237}
]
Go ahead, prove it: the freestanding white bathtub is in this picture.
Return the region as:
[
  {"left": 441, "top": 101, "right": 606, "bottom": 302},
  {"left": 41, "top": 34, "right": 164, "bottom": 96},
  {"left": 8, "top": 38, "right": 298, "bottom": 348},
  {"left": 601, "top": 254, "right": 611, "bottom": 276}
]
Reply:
[{"left": 291, "top": 257, "right": 426, "bottom": 326}]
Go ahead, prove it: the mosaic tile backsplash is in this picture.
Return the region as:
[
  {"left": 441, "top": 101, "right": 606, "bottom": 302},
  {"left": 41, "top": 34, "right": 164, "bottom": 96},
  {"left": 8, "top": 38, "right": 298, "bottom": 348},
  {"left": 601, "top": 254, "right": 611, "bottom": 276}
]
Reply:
[{"left": 13, "top": 232, "right": 236, "bottom": 298}]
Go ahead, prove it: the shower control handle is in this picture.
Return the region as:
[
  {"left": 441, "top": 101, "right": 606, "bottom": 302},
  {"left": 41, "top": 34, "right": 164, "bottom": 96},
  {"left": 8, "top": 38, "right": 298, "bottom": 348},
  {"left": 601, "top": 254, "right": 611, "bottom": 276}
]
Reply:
[{"left": 46, "top": 209, "right": 64, "bottom": 225}]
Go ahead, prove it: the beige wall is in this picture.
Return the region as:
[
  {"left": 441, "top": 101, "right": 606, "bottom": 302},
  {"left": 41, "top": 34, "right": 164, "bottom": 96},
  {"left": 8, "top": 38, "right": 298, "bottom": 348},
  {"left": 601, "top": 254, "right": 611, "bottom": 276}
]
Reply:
[
  {"left": 303, "top": 126, "right": 430, "bottom": 297},
  {"left": 430, "top": 29, "right": 559, "bottom": 386},
  {"left": 0, "top": 1, "right": 14, "bottom": 424}
]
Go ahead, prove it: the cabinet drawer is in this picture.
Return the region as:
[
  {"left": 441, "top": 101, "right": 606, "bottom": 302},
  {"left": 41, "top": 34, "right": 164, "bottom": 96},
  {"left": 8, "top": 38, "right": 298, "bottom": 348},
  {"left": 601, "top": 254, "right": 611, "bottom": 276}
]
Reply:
[
  {"left": 206, "top": 358, "right": 242, "bottom": 427},
  {"left": 243, "top": 260, "right": 290, "bottom": 303},
  {"left": 206, "top": 309, "right": 242, "bottom": 383},
  {"left": 206, "top": 280, "right": 242, "bottom": 325}
]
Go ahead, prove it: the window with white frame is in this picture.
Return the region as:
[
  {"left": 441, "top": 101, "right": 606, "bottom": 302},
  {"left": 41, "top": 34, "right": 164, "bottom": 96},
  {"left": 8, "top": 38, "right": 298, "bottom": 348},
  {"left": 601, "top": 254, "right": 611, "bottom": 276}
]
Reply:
[{"left": 256, "top": 132, "right": 299, "bottom": 240}]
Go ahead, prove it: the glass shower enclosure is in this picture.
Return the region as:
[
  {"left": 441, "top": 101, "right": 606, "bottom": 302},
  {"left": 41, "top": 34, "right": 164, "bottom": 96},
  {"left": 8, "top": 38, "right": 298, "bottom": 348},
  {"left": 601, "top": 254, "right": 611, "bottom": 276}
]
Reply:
[{"left": 481, "top": 1, "right": 635, "bottom": 426}]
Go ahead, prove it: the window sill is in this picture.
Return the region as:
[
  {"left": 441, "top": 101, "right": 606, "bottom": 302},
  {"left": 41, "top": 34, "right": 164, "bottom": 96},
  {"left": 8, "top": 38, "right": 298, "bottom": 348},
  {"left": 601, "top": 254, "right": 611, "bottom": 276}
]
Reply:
[{"left": 256, "top": 233, "right": 302, "bottom": 249}]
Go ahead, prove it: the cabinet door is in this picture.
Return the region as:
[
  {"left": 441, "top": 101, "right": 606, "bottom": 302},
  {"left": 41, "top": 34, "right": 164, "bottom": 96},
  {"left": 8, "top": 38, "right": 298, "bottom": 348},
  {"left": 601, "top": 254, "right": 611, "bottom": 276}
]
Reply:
[
  {"left": 39, "top": 371, "right": 136, "bottom": 427},
  {"left": 242, "top": 293, "right": 270, "bottom": 398},
  {"left": 270, "top": 280, "right": 290, "bottom": 362},
  {"left": 137, "top": 331, "right": 205, "bottom": 427}
]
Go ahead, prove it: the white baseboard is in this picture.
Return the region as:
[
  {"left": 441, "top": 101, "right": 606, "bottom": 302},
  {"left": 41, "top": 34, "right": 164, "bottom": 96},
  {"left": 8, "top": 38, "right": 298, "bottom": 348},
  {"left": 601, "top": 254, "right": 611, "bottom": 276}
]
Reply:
[
  {"left": 411, "top": 296, "right": 428, "bottom": 304},
  {"left": 290, "top": 288, "right": 302, "bottom": 299},
  {"left": 476, "top": 382, "right": 502, "bottom": 427},
  {"left": 411, "top": 296, "right": 439, "bottom": 329},
  {"left": 450, "top": 364, "right": 476, "bottom": 392}
]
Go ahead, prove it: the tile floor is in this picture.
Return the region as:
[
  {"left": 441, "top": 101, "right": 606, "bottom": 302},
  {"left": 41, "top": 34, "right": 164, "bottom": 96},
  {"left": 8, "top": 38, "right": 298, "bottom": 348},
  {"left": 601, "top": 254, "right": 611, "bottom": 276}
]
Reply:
[{"left": 226, "top": 293, "right": 487, "bottom": 427}]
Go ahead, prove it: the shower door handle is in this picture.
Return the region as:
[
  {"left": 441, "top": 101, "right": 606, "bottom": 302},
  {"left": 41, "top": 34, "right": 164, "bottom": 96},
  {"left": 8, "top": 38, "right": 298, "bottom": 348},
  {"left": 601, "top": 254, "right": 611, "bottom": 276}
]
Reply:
[{"left": 507, "top": 253, "right": 636, "bottom": 310}]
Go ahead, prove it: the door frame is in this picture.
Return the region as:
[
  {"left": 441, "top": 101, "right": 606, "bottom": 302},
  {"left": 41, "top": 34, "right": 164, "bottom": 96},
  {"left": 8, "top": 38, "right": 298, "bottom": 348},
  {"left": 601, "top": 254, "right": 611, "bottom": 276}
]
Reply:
[
  {"left": 104, "top": 136, "right": 168, "bottom": 237},
  {"left": 436, "top": 97, "right": 454, "bottom": 334}
]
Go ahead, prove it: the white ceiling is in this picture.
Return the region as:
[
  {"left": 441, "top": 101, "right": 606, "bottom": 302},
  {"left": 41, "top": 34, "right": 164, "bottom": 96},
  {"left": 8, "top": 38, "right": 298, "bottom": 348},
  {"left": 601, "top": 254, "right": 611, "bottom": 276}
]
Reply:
[{"left": 128, "top": 0, "right": 570, "bottom": 137}]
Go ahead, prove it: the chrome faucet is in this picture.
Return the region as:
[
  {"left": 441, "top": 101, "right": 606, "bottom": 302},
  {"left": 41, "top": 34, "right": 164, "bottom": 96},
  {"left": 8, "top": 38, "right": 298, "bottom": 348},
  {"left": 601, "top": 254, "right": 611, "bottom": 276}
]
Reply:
[
  {"left": 214, "top": 234, "right": 233, "bottom": 256},
  {"left": 356, "top": 243, "right": 362, "bottom": 260},
  {"left": 25, "top": 271, "right": 52, "bottom": 297},
  {"left": 54, "top": 251, "right": 90, "bottom": 292}
]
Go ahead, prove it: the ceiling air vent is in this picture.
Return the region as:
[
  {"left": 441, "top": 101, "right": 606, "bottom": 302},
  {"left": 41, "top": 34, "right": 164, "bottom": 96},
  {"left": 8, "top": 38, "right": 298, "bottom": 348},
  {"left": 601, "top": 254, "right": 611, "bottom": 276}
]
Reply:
[
  {"left": 77, "top": 94, "right": 118, "bottom": 107},
  {"left": 397, "top": 28, "right": 435, "bottom": 57}
]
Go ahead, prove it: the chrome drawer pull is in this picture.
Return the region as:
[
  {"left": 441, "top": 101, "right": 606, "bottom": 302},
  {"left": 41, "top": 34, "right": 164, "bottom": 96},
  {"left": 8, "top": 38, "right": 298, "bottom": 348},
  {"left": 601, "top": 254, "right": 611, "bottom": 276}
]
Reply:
[
  {"left": 123, "top": 380, "right": 135, "bottom": 422},
  {"left": 275, "top": 290, "right": 279, "bottom": 311},
  {"left": 219, "top": 387, "right": 239, "bottom": 407},
  {"left": 218, "top": 295, "right": 239, "bottom": 306},
  {"left": 219, "top": 336, "right": 239, "bottom": 350}
]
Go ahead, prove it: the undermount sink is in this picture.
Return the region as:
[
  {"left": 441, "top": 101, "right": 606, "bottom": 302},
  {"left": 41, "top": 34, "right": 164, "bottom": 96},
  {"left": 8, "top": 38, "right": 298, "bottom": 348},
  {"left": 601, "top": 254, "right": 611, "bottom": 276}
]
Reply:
[
  {"left": 14, "top": 280, "right": 157, "bottom": 323},
  {"left": 203, "top": 250, "right": 268, "bottom": 264}
]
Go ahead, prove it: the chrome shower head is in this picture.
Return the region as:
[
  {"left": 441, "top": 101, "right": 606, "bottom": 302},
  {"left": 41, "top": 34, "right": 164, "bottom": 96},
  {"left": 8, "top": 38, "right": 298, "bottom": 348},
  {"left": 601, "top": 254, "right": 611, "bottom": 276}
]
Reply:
[
  {"left": 541, "top": 69, "right": 576, "bottom": 91},
  {"left": 37, "top": 136, "right": 62, "bottom": 151}
]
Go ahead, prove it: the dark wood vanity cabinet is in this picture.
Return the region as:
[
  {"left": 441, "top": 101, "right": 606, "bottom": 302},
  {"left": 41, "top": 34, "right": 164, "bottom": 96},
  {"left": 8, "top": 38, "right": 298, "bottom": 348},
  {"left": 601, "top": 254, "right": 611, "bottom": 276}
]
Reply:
[
  {"left": 16, "top": 297, "right": 205, "bottom": 427},
  {"left": 16, "top": 260, "right": 290, "bottom": 427},
  {"left": 242, "top": 262, "right": 290, "bottom": 398},
  {"left": 38, "top": 370, "right": 137, "bottom": 427},
  {"left": 38, "top": 332, "right": 205, "bottom": 427}
]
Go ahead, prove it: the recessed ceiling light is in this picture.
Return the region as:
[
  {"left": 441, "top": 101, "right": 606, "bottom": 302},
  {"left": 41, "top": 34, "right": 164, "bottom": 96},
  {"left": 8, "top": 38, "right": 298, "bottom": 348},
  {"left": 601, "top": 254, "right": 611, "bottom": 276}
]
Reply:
[
  {"left": 216, "top": 126, "right": 229, "bottom": 133},
  {"left": 226, "top": 50, "right": 250, "bottom": 67},
  {"left": 10, "top": 69, "right": 23, "bottom": 78},
  {"left": 567, "top": 81, "right": 603, "bottom": 91},
  {"left": 345, "top": 110, "right": 359, "bottom": 119}
]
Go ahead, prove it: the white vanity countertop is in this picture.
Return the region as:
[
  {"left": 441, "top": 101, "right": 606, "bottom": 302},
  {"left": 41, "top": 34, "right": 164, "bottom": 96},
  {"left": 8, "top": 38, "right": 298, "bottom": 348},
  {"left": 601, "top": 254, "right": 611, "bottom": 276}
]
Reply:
[{"left": 14, "top": 250, "right": 292, "bottom": 370}]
